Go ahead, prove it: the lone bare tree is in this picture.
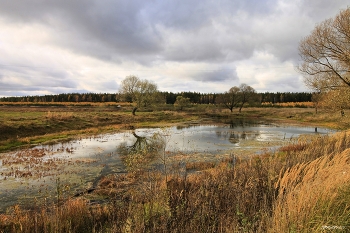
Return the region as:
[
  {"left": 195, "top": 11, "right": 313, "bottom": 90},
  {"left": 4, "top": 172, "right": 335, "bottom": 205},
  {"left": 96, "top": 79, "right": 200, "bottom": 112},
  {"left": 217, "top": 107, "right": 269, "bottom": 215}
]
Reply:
[
  {"left": 119, "top": 75, "right": 159, "bottom": 115},
  {"left": 216, "top": 84, "right": 256, "bottom": 113},
  {"left": 237, "top": 84, "right": 256, "bottom": 113},
  {"left": 216, "top": 86, "right": 240, "bottom": 112}
]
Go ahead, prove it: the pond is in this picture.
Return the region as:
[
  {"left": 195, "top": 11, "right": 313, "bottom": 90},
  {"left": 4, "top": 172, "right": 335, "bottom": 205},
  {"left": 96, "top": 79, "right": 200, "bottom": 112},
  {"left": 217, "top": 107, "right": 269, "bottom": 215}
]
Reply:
[{"left": 0, "top": 120, "right": 335, "bottom": 212}]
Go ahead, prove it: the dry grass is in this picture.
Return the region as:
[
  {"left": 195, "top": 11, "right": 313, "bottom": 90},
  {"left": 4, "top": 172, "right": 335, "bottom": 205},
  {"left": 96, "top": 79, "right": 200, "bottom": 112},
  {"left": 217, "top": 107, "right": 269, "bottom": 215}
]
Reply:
[
  {"left": 1, "top": 131, "right": 349, "bottom": 232},
  {"left": 261, "top": 102, "right": 314, "bottom": 108},
  {"left": 272, "top": 148, "right": 350, "bottom": 232},
  {"left": 46, "top": 111, "right": 74, "bottom": 121},
  {"left": 268, "top": 131, "right": 350, "bottom": 232}
]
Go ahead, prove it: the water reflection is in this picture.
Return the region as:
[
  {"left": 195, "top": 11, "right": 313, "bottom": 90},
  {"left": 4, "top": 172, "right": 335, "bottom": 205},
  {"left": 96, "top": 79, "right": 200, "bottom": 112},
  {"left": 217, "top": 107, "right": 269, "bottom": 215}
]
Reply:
[
  {"left": 116, "top": 131, "right": 164, "bottom": 172},
  {"left": 215, "top": 130, "right": 261, "bottom": 144}
]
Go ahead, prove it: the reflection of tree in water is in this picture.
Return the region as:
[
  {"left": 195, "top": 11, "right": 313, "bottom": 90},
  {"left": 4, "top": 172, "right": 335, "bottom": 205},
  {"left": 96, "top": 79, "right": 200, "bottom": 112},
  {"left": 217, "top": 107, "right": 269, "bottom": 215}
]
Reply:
[
  {"left": 227, "top": 119, "right": 261, "bottom": 128},
  {"left": 228, "top": 132, "right": 240, "bottom": 144},
  {"left": 215, "top": 130, "right": 260, "bottom": 144},
  {"left": 117, "top": 131, "right": 164, "bottom": 173},
  {"left": 213, "top": 120, "right": 261, "bottom": 144}
]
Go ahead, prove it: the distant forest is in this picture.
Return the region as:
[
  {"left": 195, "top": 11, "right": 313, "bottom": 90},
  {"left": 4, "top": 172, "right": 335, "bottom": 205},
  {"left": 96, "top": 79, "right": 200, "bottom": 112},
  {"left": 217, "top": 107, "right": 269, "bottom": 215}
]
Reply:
[{"left": 0, "top": 91, "right": 312, "bottom": 105}]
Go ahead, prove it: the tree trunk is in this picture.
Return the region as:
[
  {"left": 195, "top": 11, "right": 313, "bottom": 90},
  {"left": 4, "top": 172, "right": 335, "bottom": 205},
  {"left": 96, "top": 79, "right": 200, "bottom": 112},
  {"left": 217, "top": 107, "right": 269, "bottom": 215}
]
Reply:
[
  {"left": 239, "top": 104, "right": 243, "bottom": 113},
  {"left": 132, "top": 107, "right": 138, "bottom": 115}
]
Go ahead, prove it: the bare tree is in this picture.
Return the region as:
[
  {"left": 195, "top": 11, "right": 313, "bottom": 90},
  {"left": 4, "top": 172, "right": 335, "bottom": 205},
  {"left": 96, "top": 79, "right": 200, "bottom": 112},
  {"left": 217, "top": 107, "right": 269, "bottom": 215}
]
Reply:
[
  {"left": 120, "top": 75, "right": 159, "bottom": 115},
  {"left": 298, "top": 8, "right": 350, "bottom": 113},
  {"left": 298, "top": 7, "right": 350, "bottom": 90},
  {"left": 238, "top": 84, "right": 256, "bottom": 113},
  {"left": 216, "top": 86, "right": 240, "bottom": 112}
]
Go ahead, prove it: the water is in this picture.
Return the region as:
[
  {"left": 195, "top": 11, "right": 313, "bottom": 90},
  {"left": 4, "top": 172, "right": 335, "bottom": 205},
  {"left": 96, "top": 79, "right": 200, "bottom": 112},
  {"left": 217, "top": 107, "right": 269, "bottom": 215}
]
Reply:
[{"left": 0, "top": 120, "right": 335, "bottom": 212}]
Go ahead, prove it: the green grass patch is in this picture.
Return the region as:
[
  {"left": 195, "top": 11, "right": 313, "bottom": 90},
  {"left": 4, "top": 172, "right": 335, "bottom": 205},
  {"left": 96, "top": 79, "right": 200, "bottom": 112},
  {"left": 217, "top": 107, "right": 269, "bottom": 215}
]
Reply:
[{"left": 0, "top": 140, "right": 25, "bottom": 151}]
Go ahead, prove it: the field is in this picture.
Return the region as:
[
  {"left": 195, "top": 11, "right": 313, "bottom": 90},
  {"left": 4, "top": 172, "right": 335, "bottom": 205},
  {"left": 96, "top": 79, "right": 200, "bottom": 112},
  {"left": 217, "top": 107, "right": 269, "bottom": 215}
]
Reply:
[{"left": 0, "top": 103, "right": 349, "bottom": 232}]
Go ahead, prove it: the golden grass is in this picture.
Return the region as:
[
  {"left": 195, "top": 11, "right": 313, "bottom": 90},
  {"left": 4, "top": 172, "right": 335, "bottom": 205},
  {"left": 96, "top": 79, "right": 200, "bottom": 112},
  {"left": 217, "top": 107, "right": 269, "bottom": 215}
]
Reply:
[
  {"left": 46, "top": 111, "right": 74, "bottom": 121},
  {"left": 269, "top": 131, "right": 350, "bottom": 232},
  {"left": 261, "top": 102, "right": 314, "bottom": 107},
  {"left": 272, "top": 148, "right": 350, "bottom": 232}
]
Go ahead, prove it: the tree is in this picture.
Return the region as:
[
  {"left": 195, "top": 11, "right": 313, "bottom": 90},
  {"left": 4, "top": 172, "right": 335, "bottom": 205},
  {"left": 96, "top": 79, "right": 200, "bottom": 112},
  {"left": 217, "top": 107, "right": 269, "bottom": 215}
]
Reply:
[
  {"left": 237, "top": 84, "right": 256, "bottom": 112},
  {"left": 119, "top": 75, "right": 159, "bottom": 115},
  {"left": 298, "top": 7, "right": 350, "bottom": 89},
  {"left": 216, "top": 86, "right": 240, "bottom": 112},
  {"left": 298, "top": 7, "right": 350, "bottom": 113},
  {"left": 311, "top": 91, "right": 323, "bottom": 114},
  {"left": 174, "top": 96, "right": 191, "bottom": 110},
  {"left": 320, "top": 87, "right": 350, "bottom": 113}
]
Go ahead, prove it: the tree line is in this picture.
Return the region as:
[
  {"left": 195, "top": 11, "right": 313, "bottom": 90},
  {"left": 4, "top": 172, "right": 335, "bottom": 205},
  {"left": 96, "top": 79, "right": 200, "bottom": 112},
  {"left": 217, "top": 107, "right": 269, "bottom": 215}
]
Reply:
[
  {"left": 0, "top": 93, "right": 119, "bottom": 103},
  {"left": 0, "top": 91, "right": 312, "bottom": 105}
]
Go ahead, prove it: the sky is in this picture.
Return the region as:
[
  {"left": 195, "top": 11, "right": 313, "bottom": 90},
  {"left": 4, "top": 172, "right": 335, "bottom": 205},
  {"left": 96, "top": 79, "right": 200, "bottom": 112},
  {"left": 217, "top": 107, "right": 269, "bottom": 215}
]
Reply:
[{"left": 0, "top": 0, "right": 349, "bottom": 97}]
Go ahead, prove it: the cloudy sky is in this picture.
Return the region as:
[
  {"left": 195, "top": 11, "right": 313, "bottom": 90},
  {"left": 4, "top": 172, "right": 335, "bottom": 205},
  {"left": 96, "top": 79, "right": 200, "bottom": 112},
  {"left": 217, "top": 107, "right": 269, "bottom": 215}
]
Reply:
[{"left": 0, "top": 0, "right": 348, "bottom": 97}]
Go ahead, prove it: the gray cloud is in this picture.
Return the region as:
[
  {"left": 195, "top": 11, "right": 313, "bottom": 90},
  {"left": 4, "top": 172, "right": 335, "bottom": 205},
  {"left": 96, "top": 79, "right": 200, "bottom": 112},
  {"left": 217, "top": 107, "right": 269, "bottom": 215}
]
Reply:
[
  {"left": 0, "top": 0, "right": 278, "bottom": 63},
  {"left": 0, "top": 0, "right": 348, "bottom": 96},
  {"left": 192, "top": 67, "right": 238, "bottom": 83}
]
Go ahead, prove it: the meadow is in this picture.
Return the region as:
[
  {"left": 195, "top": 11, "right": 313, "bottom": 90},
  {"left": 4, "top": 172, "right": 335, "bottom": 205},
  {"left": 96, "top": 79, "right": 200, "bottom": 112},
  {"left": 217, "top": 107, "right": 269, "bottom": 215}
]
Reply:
[{"left": 0, "top": 102, "right": 349, "bottom": 232}]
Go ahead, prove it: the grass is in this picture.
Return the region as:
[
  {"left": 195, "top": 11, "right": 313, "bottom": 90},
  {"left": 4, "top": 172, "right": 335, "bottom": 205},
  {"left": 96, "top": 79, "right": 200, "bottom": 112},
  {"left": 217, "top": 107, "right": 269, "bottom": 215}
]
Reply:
[
  {"left": 0, "top": 131, "right": 349, "bottom": 232},
  {"left": 0, "top": 104, "right": 202, "bottom": 152},
  {"left": 271, "top": 134, "right": 350, "bottom": 232},
  {"left": 0, "top": 103, "right": 348, "bottom": 158}
]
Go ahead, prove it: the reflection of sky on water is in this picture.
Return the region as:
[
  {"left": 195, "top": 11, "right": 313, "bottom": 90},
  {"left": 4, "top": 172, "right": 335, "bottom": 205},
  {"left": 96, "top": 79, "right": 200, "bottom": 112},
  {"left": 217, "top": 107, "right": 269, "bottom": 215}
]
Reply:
[{"left": 0, "top": 122, "right": 335, "bottom": 212}]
